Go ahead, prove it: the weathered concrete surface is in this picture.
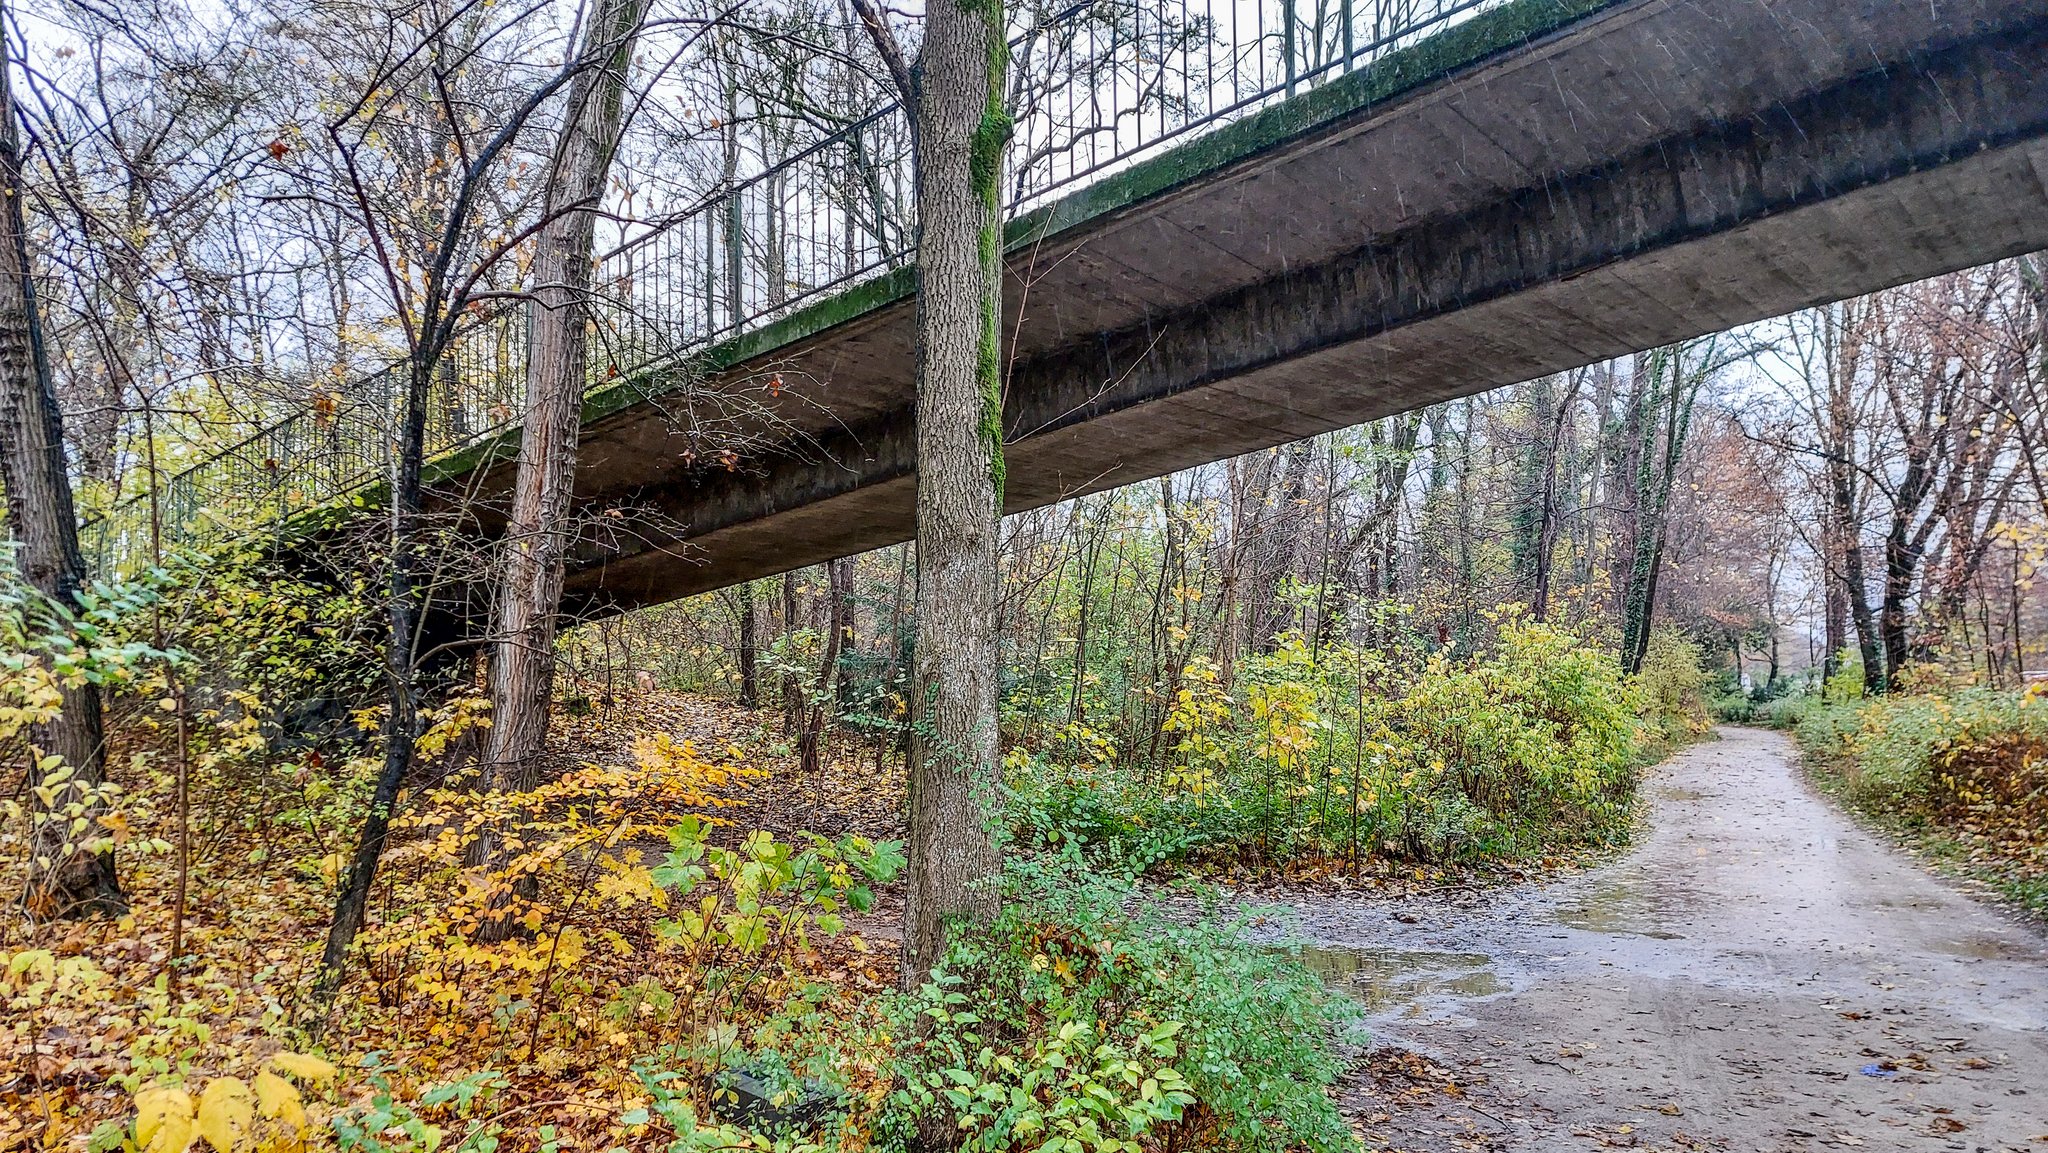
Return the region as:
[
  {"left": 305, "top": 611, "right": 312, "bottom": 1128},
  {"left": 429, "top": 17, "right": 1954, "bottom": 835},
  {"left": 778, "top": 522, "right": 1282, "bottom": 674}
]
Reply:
[
  {"left": 1281, "top": 728, "right": 2048, "bottom": 1151},
  {"left": 493, "top": 0, "right": 2048, "bottom": 612}
]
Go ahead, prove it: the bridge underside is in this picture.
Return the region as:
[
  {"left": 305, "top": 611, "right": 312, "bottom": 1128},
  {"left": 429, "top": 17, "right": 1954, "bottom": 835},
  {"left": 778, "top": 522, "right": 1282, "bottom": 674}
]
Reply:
[{"left": 450, "top": 0, "right": 2048, "bottom": 614}]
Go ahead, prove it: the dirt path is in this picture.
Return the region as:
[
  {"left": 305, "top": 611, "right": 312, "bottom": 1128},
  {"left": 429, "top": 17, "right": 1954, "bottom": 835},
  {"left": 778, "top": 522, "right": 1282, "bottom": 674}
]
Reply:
[{"left": 1276, "top": 727, "right": 2048, "bottom": 1152}]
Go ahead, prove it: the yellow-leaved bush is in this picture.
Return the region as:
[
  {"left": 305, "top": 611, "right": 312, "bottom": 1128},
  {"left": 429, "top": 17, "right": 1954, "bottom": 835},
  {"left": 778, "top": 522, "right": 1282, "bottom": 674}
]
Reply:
[{"left": 122, "top": 1052, "right": 334, "bottom": 1153}]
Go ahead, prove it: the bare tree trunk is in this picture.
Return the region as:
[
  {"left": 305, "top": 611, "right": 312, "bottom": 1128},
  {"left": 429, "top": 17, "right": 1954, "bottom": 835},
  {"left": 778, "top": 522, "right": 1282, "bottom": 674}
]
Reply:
[
  {"left": 781, "top": 569, "right": 804, "bottom": 734},
  {"left": 1068, "top": 498, "right": 1106, "bottom": 724},
  {"left": 1619, "top": 345, "right": 1704, "bottom": 674},
  {"left": 737, "top": 580, "right": 759, "bottom": 707},
  {"left": 1255, "top": 441, "right": 1313, "bottom": 651},
  {"left": 0, "top": 41, "right": 124, "bottom": 920},
  {"left": 800, "top": 558, "right": 851, "bottom": 776},
  {"left": 484, "top": 0, "right": 648, "bottom": 789},
  {"left": 899, "top": 0, "right": 1008, "bottom": 993},
  {"left": 832, "top": 556, "right": 857, "bottom": 707},
  {"left": 318, "top": 351, "right": 434, "bottom": 1006},
  {"left": 1530, "top": 373, "right": 1582, "bottom": 621}
]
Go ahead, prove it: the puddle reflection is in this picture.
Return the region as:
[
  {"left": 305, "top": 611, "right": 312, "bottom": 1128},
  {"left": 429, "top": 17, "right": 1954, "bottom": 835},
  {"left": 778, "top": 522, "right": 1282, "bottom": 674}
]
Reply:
[
  {"left": 1290, "top": 945, "right": 1506, "bottom": 1010},
  {"left": 1555, "top": 872, "right": 1685, "bottom": 939}
]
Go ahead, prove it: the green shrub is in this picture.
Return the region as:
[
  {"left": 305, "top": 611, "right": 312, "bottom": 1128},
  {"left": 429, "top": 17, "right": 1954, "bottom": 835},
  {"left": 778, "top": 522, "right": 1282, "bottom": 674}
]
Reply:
[
  {"left": 1792, "top": 685, "right": 2048, "bottom": 918},
  {"left": 1822, "top": 655, "right": 1866, "bottom": 702},
  {"left": 1385, "top": 614, "right": 1642, "bottom": 858},
  {"left": 1005, "top": 760, "right": 1223, "bottom": 873},
  {"left": 879, "top": 861, "right": 1356, "bottom": 1153},
  {"left": 1751, "top": 693, "right": 1819, "bottom": 730},
  {"left": 1832, "top": 688, "right": 2048, "bottom": 811},
  {"left": 1710, "top": 691, "right": 1757, "bottom": 723},
  {"left": 1634, "top": 628, "right": 1710, "bottom": 743},
  {"left": 1793, "top": 698, "right": 1870, "bottom": 773},
  {"left": 1002, "top": 613, "right": 1646, "bottom": 868}
]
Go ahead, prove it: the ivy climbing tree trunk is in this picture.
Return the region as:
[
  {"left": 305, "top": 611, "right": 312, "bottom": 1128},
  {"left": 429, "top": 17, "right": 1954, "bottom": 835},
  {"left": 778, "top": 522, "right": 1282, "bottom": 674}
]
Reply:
[
  {"left": 0, "top": 32, "right": 125, "bottom": 919},
  {"left": 484, "top": 0, "right": 649, "bottom": 792},
  {"left": 1619, "top": 343, "right": 1706, "bottom": 674},
  {"left": 898, "top": 0, "right": 1009, "bottom": 993}
]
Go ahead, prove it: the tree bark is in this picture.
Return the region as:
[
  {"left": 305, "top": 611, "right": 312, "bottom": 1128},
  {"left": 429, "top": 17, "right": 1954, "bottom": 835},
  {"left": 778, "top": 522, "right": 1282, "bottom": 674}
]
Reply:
[
  {"left": 1255, "top": 442, "right": 1313, "bottom": 651},
  {"left": 800, "top": 557, "right": 851, "bottom": 776},
  {"left": 737, "top": 581, "right": 759, "bottom": 707},
  {"left": 1068, "top": 497, "right": 1106, "bottom": 724},
  {"left": 0, "top": 36, "right": 124, "bottom": 920},
  {"left": 318, "top": 350, "right": 434, "bottom": 1006},
  {"left": 1529, "top": 373, "right": 1581, "bottom": 621},
  {"left": 781, "top": 569, "right": 804, "bottom": 735},
  {"left": 900, "top": 0, "right": 1008, "bottom": 993},
  {"left": 484, "top": 0, "right": 648, "bottom": 789}
]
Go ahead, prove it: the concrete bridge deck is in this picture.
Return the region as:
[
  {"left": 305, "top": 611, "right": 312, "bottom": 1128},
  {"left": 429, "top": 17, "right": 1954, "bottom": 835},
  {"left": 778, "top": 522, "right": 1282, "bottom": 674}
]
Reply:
[{"left": 457, "top": 0, "right": 2048, "bottom": 613}]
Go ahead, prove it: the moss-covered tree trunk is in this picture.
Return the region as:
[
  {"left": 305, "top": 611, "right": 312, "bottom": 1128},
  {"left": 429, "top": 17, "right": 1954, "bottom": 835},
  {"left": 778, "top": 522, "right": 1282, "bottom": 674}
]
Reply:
[{"left": 901, "top": 0, "right": 1009, "bottom": 993}]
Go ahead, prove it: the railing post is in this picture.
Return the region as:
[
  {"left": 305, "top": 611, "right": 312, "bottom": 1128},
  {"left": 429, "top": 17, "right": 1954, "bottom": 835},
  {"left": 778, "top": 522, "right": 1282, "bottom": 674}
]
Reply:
[
  {"left": 703, "top": 214, "right": 718, "bottom": 339},
  {"left": 725, "top": 190, "right": 745, "bottom": 332},
  {"left": 1284, "top": 0, "right": 1298, "bottom": 95},
  {"left": 1343, "top": 0, "right": 1356, "bottom": 69}
]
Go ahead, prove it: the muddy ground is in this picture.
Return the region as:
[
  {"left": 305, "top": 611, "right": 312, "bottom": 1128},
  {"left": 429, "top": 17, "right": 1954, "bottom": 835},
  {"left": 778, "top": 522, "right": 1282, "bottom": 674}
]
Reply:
[{"left": 1271, "top": 727, "right": 2048, "bottom": 1153}]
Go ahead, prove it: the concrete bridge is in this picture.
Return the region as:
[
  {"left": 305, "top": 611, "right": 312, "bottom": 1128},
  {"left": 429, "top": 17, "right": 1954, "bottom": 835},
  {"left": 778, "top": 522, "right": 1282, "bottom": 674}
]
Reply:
[{"left": 100, "top": 0, "right": 2048, "bottom": 615}]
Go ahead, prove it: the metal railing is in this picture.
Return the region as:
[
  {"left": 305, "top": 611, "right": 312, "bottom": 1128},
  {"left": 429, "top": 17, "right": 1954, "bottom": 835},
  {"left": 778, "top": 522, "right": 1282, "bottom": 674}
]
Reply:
[{"left": 82, "top": 0, "right": 1507, "bottom": 574}]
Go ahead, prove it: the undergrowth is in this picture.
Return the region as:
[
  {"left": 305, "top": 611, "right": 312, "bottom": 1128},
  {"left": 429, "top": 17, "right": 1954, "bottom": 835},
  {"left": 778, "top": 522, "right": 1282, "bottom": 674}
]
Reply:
[
  {"left": 1003, "top": 615, "right": 1692, "bottom": 875},
  {"left": 880, "top": 859, "right": 1355, "bottom": 1153},
  {"left": 1784, "top": 679, "right": 2048, "bottom": 921},
  {"left": 1, "top": 560, "right": 1365, "bottom": 1153}
]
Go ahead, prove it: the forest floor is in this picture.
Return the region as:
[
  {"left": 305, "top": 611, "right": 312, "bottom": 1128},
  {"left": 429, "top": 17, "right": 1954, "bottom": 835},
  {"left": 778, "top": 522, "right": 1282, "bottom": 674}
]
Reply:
[{"left": 1285, "top": 727, "right": 2048, "bottom": 1153}]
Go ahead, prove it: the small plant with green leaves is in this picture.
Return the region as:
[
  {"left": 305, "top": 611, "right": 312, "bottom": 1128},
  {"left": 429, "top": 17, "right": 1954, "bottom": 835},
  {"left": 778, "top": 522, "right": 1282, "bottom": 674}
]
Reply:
[{"left": 878, "top": 859, "right": 1357, "bottom": 1153}]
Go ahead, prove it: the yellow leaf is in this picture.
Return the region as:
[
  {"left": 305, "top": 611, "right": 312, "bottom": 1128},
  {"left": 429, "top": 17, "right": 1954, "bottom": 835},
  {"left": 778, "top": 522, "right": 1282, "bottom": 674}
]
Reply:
[
  {"left": 136, "top": 1087, "right": 194, "bottom": 1146},
  {"left": 267, "top": 1052, "right": 338, "bottom": 1082},
  {"left": 252, "top": 1071, "right": 306, "bottom": 1130},
  {"left": 151, "top": 1114, "right": 199, "bottom": 1153},
  {"left": 197, "top": 1078, "right": 255, "bottom": 1152}
]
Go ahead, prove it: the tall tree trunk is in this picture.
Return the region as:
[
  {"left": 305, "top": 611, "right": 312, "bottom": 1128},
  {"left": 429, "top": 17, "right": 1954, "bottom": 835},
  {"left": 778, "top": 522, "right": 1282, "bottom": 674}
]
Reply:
[
  {"left": 0, "top": 39, "right": 124, "bottom": 920},
  {"left": 781, "top": 569, "right": 804, "bottom": 735},
  {"left": 737, "top": 581, "right": 759, "bottom": 707},
  {"left": 1878, "top": 539, "right": 1923, "bottom": 690},
  {"left": 832, "top": 556, "right": 857, "bottom": 708},
  {"left": 1822, "top": 569, "right": 1847, "bottom": 683},
  {"left": 318, "top": 349, "right": 434, "bottom": 1006},
  {"left": 484, "top": 0, "right": 648, "bottom": 790},
  {"left": 899, "top": 0, "right": 1008, "bottom": 993},
  {"left": 801, "top": 558, "right": 851, "bottom": 776},
  {"left": 1068, "top": 498, "right": 1105, "bottom": 724},
  {"left": 1620, "top": 345, "right": 1703, "bottom": 674},
  {"left": 1256, "top": 442, "right": 1313, "bottom": 651},
  {"left": 1529, "top": 373, "right": 1581, "bottom": 621},
  {"left": 1843, "top": 536, "right": 1884, "bottom": 693}
]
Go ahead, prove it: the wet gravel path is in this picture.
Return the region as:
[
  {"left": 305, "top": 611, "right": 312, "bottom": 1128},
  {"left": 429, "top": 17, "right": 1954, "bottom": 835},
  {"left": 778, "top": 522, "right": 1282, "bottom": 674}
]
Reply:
[{"left": 1274, "top": 727, "right": 2048, "bottom": 1152}]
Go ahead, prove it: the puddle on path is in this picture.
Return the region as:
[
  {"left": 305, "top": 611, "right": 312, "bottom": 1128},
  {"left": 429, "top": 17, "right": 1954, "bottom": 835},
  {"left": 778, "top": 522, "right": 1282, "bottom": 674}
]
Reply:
[
  {"left": 1932, "top": 935, "right": 2031, "bottom": 960},
  {"left": 1290, "top": 945, "right": 1506, "bottom": 1010},
  {"left": 1553, "top": 873, "right": 1685, "bottom": 939}
]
